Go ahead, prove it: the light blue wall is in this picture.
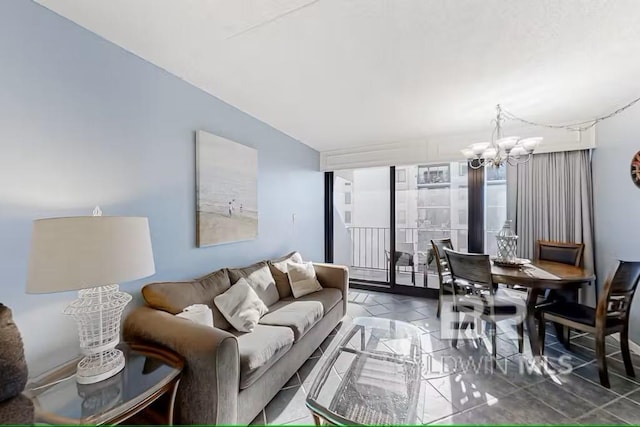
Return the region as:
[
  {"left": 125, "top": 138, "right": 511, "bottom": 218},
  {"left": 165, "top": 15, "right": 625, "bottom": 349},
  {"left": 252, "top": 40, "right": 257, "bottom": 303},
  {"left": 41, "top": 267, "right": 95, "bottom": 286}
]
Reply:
[
  {"left": 0, "top": 0, "right": 323, "bottom": 371},
  {"left": 593, "top": 105, "right": 640, "bottom": 343}
]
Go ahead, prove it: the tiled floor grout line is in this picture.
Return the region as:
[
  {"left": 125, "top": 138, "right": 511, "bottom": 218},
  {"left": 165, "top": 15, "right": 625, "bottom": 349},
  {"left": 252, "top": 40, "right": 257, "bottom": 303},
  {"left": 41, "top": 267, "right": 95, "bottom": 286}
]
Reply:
[
  {"left": 425, "top": 385, "right": 527, "bottom": 425},
  {"left": 273, "top": 291, "right": 640, "bottom": 425}
]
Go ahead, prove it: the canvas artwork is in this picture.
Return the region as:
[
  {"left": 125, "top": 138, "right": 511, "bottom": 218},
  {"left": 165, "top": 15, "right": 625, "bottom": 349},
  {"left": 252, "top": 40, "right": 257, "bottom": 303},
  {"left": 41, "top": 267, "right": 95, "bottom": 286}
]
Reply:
[{"left": 196, "top": 130, "right": 258, "bottom": 246}]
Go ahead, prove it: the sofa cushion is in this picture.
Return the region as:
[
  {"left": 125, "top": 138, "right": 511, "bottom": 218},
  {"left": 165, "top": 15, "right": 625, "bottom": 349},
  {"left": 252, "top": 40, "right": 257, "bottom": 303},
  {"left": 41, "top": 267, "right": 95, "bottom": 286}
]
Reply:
[
  {"left": 282, "top": 287, "right": 342, "bottom": 315},
  {"left": 227, "top": 261, "right": 279, "bottom": 307},
  {"left": 268, "top": 251, "right": 303, "bottom": 299},
  {"left": 259, "top": 300, "right": 323, "bottom": 342},
  {"left": 215, "top": 278, "right": 269, "bottom": 333},
  {"left": 142, "top": 268, "right": 232, "bottom": 330},
  {"left": 233, "top": 324, "right": 294, "bottom": 389}
]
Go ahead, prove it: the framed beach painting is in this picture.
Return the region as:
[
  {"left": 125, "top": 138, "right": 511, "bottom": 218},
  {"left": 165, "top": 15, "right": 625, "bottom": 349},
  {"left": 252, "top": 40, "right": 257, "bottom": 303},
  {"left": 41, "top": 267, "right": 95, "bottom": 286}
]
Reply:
[{"left": 196, "top": 130, "right": 258, "bottom": 247}]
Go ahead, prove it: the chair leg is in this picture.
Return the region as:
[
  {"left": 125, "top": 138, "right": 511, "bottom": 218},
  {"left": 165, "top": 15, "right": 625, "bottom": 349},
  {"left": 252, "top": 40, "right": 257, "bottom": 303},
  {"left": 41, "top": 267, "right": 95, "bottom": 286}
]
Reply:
[
  {"left": 452, "top": 311, "right": 460, "bottom": 349},
  {"left": 517, "top": 323, "right": 524, "bottom": 354},
  {"left": 595, "top": 333, "right": 611, "bottom": 388},
  {"left": 491, "top": 322, "right": 497, "bottom": 369},
  {"left": 563, "top": 326, "right": 571, "bottom": 350},
  {"left": 538, "top": 317, "right": 546, "bottom": 355},
  {"left": 436, "top": 297, "right": 441, "bottom": 319},
  {"left": 621, "top": 327, "right": 636, "bottom": 378}
]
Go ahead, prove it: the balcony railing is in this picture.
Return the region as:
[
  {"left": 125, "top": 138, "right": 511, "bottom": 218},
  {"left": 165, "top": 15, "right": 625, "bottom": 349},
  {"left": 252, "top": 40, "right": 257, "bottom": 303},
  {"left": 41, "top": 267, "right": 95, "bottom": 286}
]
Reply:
[{"left": 345, "top": 226, "right": 499, "bottom": 287}]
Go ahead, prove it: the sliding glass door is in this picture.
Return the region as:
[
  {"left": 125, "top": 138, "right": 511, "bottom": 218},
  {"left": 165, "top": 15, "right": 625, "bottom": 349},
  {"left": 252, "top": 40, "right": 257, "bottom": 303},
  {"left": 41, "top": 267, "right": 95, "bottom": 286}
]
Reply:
[
  {"left": 333, "top": 168, "right": 390, "bottom": 286},
  {"left": 394, "top": 162, "right": 468, "bottom": 290},
  {"left": 329, "top": 161, "right": 501, "bottom": 296}
]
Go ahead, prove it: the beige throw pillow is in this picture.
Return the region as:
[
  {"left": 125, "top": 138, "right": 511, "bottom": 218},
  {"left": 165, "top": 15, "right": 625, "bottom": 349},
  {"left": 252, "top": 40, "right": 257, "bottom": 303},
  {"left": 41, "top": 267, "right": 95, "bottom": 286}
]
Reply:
[
  {"left": 287, "top": 262, "right": 323, "bottom": 298},
  {"left": 269, "top": 251, "right": 304, "bottom": 298},
  {"left": 227, "top": 261, "right": 279, "bottom": 307},
  {"left": 214, "top": 278, "right": 269, "bottom": 333}
]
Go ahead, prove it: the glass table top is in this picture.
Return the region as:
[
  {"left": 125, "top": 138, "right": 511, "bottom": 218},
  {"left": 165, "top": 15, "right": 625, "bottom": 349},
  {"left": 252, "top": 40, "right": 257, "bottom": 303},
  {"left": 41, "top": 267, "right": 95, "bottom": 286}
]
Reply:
[
  {"left": 306, "top": 317, "right": 423, "bottom": 425},
  {"left": 24, "top": 343, "right": 182, "bottom": 425}
]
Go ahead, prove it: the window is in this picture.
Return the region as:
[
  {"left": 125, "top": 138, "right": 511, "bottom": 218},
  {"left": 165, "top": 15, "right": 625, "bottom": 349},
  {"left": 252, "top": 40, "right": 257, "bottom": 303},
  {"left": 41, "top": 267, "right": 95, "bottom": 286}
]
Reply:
[
  {"left": 484, "top": 165, "right": 507, "bottom": 255},
  {"left": 417, "top": 164, "right": 450, "bottom": 185},
  {"left": 397, "top": 209, "right": 407, "bottom": 224},
  {"left": 333, "top": 168, "right": 390, "bottom": 284},
  {"left": 396, "top": 169, "right": 407, "bottom": 183}
]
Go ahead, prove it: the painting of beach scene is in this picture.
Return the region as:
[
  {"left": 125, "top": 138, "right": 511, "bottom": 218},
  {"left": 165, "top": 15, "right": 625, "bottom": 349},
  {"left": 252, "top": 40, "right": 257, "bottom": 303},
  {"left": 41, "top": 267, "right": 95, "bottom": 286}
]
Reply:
[{"left": 196, "top": 130, "right": 258, "bottom": 246}]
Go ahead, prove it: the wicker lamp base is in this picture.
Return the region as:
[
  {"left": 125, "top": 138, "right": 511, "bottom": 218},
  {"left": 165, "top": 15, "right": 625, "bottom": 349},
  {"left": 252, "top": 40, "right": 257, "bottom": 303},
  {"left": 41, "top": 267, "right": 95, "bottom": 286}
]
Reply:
[
  {"left": 76, "top": 349, "right": 126, "bottom": 384},
  {"left": 65, "top": 285, "right": 132, "bottom": 385}
]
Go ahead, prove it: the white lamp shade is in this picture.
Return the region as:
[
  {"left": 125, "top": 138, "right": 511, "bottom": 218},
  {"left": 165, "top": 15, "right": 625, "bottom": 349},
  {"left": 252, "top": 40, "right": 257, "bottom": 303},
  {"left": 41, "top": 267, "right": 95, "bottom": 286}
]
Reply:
[
  {"left": 27, "top": 216, "right": 155, "bottom": 294},
  {"left": 460, "top": 148, "right": 475, "bottom": 159},
  {"left": 497, "top": 137, "right": 519, "bottom": 151}
]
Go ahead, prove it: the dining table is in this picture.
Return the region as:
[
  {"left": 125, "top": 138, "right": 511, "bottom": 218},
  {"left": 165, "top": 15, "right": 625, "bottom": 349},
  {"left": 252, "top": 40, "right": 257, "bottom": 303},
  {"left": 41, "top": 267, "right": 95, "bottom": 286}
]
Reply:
[{"left": 490, "top": 259, "right": 595, "bottom": 357}]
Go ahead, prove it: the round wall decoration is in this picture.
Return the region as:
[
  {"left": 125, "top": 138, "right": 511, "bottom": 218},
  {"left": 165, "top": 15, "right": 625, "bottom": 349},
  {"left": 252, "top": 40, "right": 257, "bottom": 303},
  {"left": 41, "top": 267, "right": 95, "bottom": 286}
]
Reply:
[{"left": 632, "top": 151, "right": 640, "bottom": 188}]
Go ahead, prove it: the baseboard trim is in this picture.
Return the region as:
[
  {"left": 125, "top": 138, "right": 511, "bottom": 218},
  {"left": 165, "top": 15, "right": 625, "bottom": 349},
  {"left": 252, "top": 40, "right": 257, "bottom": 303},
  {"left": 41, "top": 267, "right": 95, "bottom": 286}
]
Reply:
[{"left": 610, "top": 333, "right": 640, "bottom": 355}]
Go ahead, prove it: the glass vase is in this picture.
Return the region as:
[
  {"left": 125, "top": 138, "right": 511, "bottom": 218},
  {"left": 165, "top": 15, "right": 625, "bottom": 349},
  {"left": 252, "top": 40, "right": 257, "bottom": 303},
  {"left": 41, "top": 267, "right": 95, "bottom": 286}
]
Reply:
[{"left": 495, "top": 220, "right": 518, "bottom": 263}]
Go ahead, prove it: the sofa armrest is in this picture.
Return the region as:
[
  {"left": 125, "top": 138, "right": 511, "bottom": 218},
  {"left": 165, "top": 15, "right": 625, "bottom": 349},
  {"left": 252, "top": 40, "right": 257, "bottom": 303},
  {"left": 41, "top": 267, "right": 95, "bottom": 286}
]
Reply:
[
  {"left": 313, "top": 263, "right": 349, "bottom": 314},
  {"left": 123, "top": 306, "right": 239, "bottom": 425}
]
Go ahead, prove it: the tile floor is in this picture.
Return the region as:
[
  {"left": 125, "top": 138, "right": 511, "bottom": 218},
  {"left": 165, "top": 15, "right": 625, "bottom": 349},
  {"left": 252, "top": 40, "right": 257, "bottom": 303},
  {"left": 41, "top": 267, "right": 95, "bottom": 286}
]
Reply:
[{"left": 252, "top": 289, "right": 640, "bottom": 425}]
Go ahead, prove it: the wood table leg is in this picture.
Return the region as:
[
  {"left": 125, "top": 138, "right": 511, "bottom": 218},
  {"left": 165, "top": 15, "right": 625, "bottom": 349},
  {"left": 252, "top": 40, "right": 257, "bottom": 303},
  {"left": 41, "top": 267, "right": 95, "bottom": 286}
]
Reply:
[{"left": 525, "top": 288, "right": 543, "bottom": 357}]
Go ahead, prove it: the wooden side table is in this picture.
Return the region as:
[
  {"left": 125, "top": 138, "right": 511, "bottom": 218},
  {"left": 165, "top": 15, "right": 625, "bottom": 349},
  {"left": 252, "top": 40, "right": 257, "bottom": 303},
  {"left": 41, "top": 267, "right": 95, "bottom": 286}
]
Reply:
[{"left": 24, "top": 343, "right": 183, "bottom": 425}]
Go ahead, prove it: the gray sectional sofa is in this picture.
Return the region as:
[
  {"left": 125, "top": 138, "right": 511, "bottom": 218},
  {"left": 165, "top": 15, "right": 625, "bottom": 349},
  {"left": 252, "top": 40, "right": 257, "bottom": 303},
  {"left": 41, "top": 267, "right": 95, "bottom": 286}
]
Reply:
[{"left": 123, "top": 255, "right": 348, "bottom": 425}]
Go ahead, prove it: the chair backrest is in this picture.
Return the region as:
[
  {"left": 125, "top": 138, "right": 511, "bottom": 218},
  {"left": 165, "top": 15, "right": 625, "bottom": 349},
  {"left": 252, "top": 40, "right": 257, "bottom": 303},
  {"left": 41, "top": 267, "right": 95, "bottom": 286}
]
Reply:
[
  {"left": 596, "top": 261, "right": 640, "bottom": 325},
  {"left": 431, "top": 238, "right": 453, "bottom": 274},
  {"left": 444, "top": 248, "right": 494, "bottom": 292},
  {"left": 535, "top": 240, "right": 585, "bottom": 267}
]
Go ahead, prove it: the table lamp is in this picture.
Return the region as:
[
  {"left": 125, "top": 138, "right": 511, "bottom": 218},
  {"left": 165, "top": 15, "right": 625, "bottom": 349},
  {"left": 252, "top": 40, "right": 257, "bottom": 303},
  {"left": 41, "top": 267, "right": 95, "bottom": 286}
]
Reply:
[{"left": 26, "top": 208, "right": 155, "bottom": 384}]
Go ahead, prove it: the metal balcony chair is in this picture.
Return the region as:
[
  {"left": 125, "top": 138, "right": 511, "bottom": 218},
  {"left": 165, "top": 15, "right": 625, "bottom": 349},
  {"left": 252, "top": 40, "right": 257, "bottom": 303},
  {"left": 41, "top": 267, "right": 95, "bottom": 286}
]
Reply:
[{"left": 385, "top": 248, "right": 415, "bottom": 285}]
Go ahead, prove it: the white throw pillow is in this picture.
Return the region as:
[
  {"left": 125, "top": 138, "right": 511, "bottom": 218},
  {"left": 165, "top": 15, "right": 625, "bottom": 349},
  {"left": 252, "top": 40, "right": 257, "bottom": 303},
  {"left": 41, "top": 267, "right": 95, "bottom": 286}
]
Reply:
[
  {"left": 287, "top": 262, "right": 323, "bottom": 298},
  {"left": 214, "top": 278, "right": 269, "bottom": 332},
  {"left": 176, "top": 304, "right": 214, "bottom": 328}
]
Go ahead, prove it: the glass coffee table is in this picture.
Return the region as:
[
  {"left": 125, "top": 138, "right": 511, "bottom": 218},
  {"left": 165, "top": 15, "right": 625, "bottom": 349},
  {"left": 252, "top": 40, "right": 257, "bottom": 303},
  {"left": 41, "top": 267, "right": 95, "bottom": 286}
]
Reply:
[
  {"left": 306, "top": 317, "right": 422, "bottom": 425},
  {"left": 24, "top": 343, "right": 183, "bottom": 425}
]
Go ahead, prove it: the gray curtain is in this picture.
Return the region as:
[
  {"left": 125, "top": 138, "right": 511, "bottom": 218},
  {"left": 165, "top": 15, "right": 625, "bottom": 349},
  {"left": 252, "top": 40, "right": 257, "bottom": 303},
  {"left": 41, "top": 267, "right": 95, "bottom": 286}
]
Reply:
[{"left": 513, "top": 150, "right": 595, "bottom": 277}]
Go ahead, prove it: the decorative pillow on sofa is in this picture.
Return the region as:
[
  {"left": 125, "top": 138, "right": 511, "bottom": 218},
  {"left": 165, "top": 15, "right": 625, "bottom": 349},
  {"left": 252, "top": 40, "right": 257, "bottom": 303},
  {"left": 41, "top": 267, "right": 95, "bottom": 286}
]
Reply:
[
  {"left": 287, "top": 262, "right": 323, "bottom": 299},
  {"left": 175, "top": 304, "right": 214, "bottom": 328},
  {"left": 227, "top": 261, "right": 279, "bottom": 307},
  {"left": 214, "top": 278, "right": 269, "bottom": 333},
  {"left": 268, "top": 251, "right": 304, "bottom": 299}
]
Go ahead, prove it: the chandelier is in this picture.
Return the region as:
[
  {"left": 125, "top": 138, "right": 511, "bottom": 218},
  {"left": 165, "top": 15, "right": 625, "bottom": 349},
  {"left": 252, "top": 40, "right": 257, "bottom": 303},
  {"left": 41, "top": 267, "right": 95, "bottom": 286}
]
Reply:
[{"left": 461, "top": 104, "right": 542, "bottom": 169}]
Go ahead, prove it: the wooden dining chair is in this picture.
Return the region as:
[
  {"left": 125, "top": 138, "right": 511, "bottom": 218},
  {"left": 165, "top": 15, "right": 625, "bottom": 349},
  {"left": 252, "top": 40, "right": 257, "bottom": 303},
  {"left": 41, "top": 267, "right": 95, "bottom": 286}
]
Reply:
[
  {"left": 535, "top": 240, "right": 585, "bottom": 267},
  {"left": 431, "top": 238, "right": 454, "bottom": 318},
  {"left": 538, "top": 261, "right": 640, "bottom": 388},
  {"left": 444, "top": 249, "right": 525, "bottom": 366},
  {"left": 534, "top": 240, "right": 586, "bottom": 346}
]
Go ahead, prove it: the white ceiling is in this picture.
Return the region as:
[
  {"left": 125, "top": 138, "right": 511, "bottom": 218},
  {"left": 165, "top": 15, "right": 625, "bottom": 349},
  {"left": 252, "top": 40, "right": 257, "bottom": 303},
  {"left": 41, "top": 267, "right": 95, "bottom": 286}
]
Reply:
[{"left": 36, "top": 0, "right": 640, "bottom": 151}]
